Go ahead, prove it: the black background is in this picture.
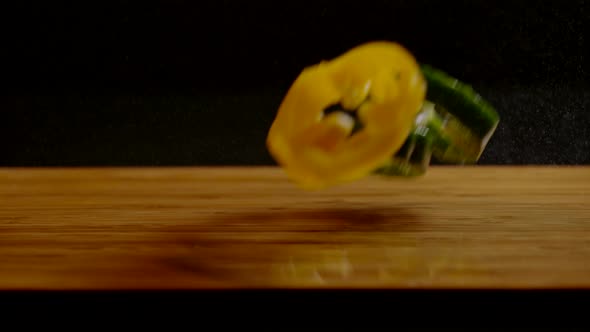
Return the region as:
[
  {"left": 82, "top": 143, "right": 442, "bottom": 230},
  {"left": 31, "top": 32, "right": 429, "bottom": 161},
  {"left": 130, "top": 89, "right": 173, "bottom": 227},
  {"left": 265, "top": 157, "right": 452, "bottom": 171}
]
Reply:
[{"left": 0, "top": 0, "right": 588, "bottom": 166}]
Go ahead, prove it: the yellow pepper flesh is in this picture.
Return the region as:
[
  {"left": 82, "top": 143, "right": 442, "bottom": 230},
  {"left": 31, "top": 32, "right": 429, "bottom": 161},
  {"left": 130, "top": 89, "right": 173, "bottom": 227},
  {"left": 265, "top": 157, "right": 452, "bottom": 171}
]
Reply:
[{"left": 267, "top": 41, "right": 426, "bottom": 190}]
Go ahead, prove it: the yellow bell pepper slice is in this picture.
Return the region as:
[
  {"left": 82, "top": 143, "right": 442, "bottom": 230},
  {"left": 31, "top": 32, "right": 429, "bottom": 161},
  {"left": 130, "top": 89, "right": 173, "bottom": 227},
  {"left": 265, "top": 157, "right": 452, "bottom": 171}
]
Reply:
[{"left": 266, "top": 41, "right": 426, "bottom": 190}]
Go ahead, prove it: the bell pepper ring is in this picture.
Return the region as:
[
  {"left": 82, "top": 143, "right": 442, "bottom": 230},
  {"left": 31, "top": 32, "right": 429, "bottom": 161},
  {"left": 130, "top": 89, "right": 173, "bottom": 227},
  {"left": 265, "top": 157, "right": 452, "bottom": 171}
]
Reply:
[{"left": 266, "top": 41, "right": 427, "bottom": 190}]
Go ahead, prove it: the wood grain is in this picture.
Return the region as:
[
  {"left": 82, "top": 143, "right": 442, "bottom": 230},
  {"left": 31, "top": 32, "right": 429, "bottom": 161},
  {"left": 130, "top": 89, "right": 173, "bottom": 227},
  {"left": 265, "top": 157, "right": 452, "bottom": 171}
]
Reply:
[{"left": 0, "top": 166, "right": 589, "bottom": 290}]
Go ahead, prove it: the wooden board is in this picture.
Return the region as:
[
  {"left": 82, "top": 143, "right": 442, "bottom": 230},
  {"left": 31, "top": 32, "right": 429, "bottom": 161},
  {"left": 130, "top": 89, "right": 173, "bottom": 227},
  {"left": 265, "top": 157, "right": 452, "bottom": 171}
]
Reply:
[{"left": 0, "top": 166, "right": 589, "bottom": 290}]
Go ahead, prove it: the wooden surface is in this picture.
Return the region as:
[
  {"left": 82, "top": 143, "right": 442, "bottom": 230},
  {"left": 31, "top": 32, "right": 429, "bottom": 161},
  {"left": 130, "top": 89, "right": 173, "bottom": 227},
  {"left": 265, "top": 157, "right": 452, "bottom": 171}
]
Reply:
[{"left": 0, "top": 166, "right": 589, "bottom": 290}]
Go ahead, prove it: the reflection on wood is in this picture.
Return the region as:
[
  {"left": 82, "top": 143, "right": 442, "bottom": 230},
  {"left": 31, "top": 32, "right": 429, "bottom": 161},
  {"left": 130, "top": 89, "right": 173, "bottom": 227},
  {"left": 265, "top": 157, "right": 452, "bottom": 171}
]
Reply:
[{"left": 0, "top": 166, "right": 589, "bottom": 289}]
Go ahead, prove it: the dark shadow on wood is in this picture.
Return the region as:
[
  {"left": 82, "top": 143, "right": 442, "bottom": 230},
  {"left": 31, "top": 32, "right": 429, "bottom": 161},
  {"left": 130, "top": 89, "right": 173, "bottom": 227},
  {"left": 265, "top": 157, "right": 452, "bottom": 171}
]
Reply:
[{"left": 154, "top": 205, "right": 421, "bottom": 284}]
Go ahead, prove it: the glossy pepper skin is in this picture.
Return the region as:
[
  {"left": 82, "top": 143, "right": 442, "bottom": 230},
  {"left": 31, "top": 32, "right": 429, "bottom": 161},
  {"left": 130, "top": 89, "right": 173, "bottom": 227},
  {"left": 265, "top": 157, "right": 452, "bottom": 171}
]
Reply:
[{"left": 266, "top": 41, "right": 426, "bottom": 190}]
